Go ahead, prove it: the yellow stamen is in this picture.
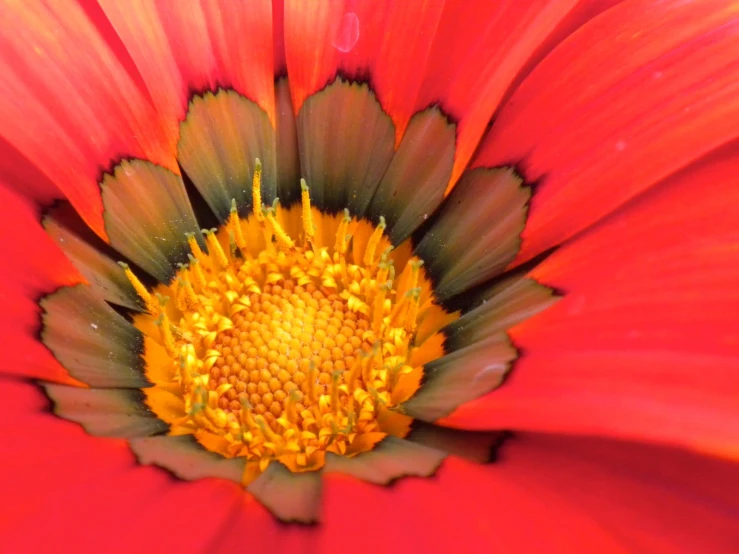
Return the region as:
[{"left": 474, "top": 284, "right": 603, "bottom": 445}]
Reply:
[
  {"left": 132, "top": 175, "right": 453, "bottom": 480},
  {"left": 363, "top": 216, "right": 386, "bottom": 266},
  {"left": 300, "top": 179, "right": 315, "bottom": 243},
  {"left": 119, "top": 262, "right": 156, "bottom": 313},
  {"left": 335, "top": 209, "right": 351, "bottom": 255},
  {"left": 185, "top": 233, "right": 207, "bottom": 263},
  {"left": 156, "top": 301, "right": 177, "bottom": 357},
  {"left": 264, "top": 204, "right": 295, "bottom": 250},
  {"left": 252, "top": 159, "right": 264, "bottom": 223},
  {"left": 188, "top": 255, "right": 207, "bottom": 290},
  {"left": 203, "top": 229, "right": 229, "bottom": 267},
  {"left": 229, "top": 199, "right": 248, "bottom": 251}
]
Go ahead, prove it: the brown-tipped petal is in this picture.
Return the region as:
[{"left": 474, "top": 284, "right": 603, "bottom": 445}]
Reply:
[
  {"left": 404, "top": 334, "right": 516, "bottom": 422},
  {"left": 129, "top": 435, "right": 245, "bottom": 485},
  {"left": 405, "top": 277, "right": 554, "bottom": 421},
  {"left": 44, "top": 384, "right": 168, "bottom": 439},
  {"left": 444, "top": 277, "right": 557, "bottom": 348},
  {"left": 274, "top": 78, "right": 302, "bottom": 207},
  {"left": 99, "top": 0, "right": 276, "bottom": 130},
  {"left": 43, "top": 203, "right": 142, "bottom": 311},
  {"left": 324, "top": 436, "right": 445, "bottom": 484},
  {"left": 178, "top": 91, "right": 277, "bottom": 222},
  {"left": 296, "top": 78, "right": 395, "bottom": 214},
  {"left": 366, "top": 108, "right": 455, "bottom": 244},
  {"left": 41, "top": 285, "right": 150, "bottom": 388},
  {"left": 101, "top": 160, "right": 202, "bottom": 283},
  {"left": 414, "top": 168, "right": 530, "bottom": 302},
  {"left": 247, "top": 462, "right": 322, "bottom": 523},
  {"left": 407, "top": 422, "right": 503, "bottom": 464}
]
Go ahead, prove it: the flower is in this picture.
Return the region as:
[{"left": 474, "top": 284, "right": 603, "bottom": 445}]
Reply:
[{"left": 1, "top": 0, "right": 739, "bottom": 551}]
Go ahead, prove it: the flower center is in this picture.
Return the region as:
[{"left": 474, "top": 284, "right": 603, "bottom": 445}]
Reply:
[{"left": 123, "top": 161, "right": 455, "bottom": 483}]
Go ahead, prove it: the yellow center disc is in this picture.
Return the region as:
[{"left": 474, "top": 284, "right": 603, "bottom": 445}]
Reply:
[{"left": 123, "top": 162, "right": 456, "bottom": 484}]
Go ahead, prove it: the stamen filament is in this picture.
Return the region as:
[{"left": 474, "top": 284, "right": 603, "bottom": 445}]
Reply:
[
  {"left": 119, "top": 262, "right": 156, "bottom": 313},
  {"left": 300, "top": 179, "right": 315, "bottom": 243},
  {"left": 229, "top": 199, "right": 248, "bottom": 250},
  {"left": 363, "top": 216, "right": 386, "bottom": 266},
  {"left": 252, "top": 159, "right": 264, "bottom": 223},
  {"left": 203, "top": 229, "right": 229, "bottom": 267}
]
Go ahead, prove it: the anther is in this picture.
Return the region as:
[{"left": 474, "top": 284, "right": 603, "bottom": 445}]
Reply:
[
  {"left": 364, "top": 216, "right": 386, "bottom": 266},
  {"left": 202, "top": 229, "right": 229, "bottom": 268},
  {"left": 119, "top": 261, "right": 157, "bottom": 313},
  {"left": 264, "top": 202, "right": 295, "bottom": 250},
  {"left": 334, "top": 209, "right": 351, "bottom": 254},
  {"left": 404, "top": 287, "right": 422, "bottom": 334},
  {"left": 187, "top": 255, "right": 207, "bottom": 290},
  {"left": 154, "top": 305, "right": 177, "bottom": 357},
  {"left": 300, "top": 179, "right": 316, "bottom": 242},
  {"left": 229, "top": 198, "right": 248, "bottom": 250},
  {"left": 252, "top": 159, "right": 264, "bottom": 223},
  {"left": 185, "top": 232, "right": 207, "bottom": 263}
]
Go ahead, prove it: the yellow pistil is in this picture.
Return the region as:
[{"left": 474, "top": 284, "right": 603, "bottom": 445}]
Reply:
[{"left": 127, "top": 168, "right": 456, "bottom": 485}]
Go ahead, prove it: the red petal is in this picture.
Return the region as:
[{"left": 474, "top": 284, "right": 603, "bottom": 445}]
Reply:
[
  {"left": 0, "top": 1, "right": 176, "bottom": 237},
  {"left": 0, "top": 185, "right": 81, "bottom": 383},
  {"left": 0, "top": 140, "right": 60, "bottom": 203},
  {"left": 443, "top": 148, "right": 739, "bottom": 459},
  {"left": 497, "top": 434, "right": 739, "bottom": 553},
  {"left": 475, "top": 0, "right": 739, "bottom": 264},
  {"left": 417, "top": 0, "right": 578, "bottom": 189},
  {"left": 505, "top": 0, "right": 628, "bottom": 98},
  {"left": 283, "top": 0, "right": 446, "bottom": 143},
  {"left": 272, "top": 0, "right": 287, "bottom": 75},
  {"left": 0, "top": 380, "right": 242, "bottom": 553},
  {"left": 211, "top": 496, "right": 320, "bottom": 553},
  {"left": 321, "top": 455, "right": 624, "bottom": 553},
  {"left": 99, "top": 0, "right": 276, "bottom": 125}
]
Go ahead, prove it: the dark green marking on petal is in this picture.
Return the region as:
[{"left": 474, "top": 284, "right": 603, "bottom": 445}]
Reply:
[
  {"left": 247, "top": 461, "right": 322, "bottom": 524},
  {"left": 414, "top": 167, "right": 530, "bottom": 302},
  {"left": 275, "top": 77, "right": 302, "bottom": 207},
  {"left": 324, "top": 435, "right": 445, "bottom": 485},
  {"left": 178, "top": 90, "right": 277, "bottom": 222},
  {"left": 296, "top": 77, "right": 396, "bottom": 214},
  {"left": 44, "top": 384, "right": 168, "bottom": 438},
  {"left": 366, "top": 108, "right": 456, "bottom": 244},
  {"left": 43, "top": 202, "right": 144, "bottom": 311},
  {"left": 40, "top": 284, "right": 150, "bottom": 388},
  {"left": 443, "top": 277, "right": 557, "bottom": 350},
  {"left": 129, "top": 435, "right": 245, "bottom": 484},
  {"left": 407, "top": 422, "right": 505, "bottom": 464},
  {"left": 403, "top": 334, "right": 516, "bottom": 422},
  {"left": 101, "top": 160, "right": 202, "bottom": 283},
  {"left": 403, "top": 277, "right": 557, "bottom": 421}
]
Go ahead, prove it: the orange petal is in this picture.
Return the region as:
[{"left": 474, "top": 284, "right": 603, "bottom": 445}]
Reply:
[
  {"left": 0, "top": 184, "right": 81, "bottom": 383},
  {"left": 417, "top": 0, "right": 578, "bottom": 192},
  {"left": 321, "top": 455, "right": 625, "bottom": 552},
  {"left": 495, "top": 434, "right": 739, "bottom": 553},
  {"left": 0, "top": 1, "right": 176, "bottom": 237},
  {"left": 475, "top": 0, "right": 739, "bottom": 265},
  {"left": 443, "top": 148, "right": 739, "bottom": 460},
  {"left": 283, "top": 0, "right": 445, "bottom": 144},
  {"left": 99, "top": 0, "right": 276, "bottom": 125}
]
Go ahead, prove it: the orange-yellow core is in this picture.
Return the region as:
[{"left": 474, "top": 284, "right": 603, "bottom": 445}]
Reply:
[{"left": 124, "top": 160, "right": 456, "bottom": 483}]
